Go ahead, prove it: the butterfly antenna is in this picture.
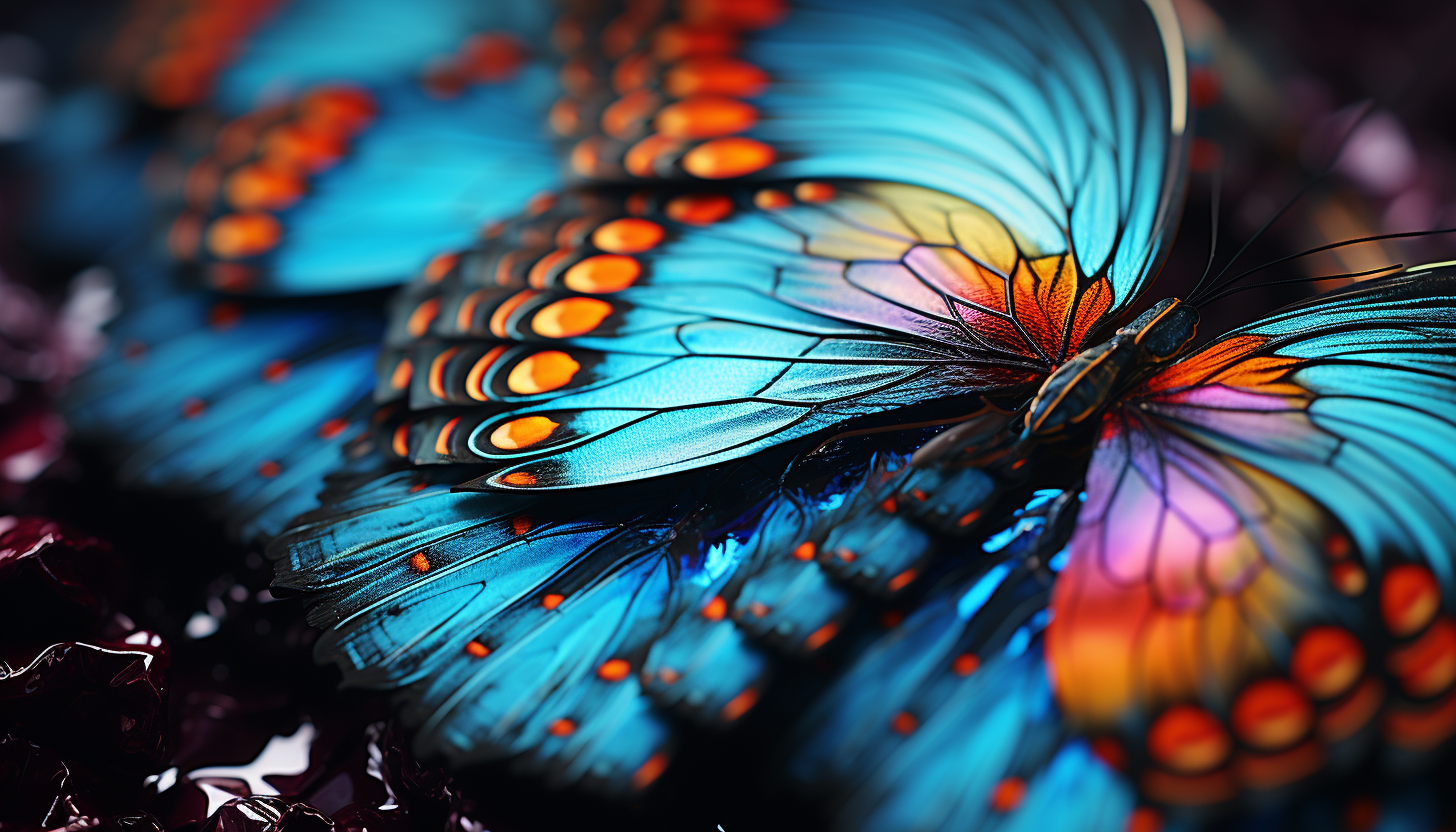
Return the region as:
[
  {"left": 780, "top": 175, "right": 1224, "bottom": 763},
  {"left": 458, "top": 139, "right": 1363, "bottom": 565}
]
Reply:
[
  {"left": 1184, "top": 161, "right": 1224, "bottom": 300},
  {"left": 1196, "top": 262, "right": 1403, "bottom": 306},
  {"left": 1198, "top": 226, "right": 1456, "bottom": 301},
  {"left": 1189, "top": 100, "right": 1376, "bottom": 305}
]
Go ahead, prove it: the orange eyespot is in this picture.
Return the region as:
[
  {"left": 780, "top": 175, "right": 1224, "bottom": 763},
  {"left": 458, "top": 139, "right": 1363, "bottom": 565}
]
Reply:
[
  {"left": 225, "top": 163, "right": 306, "bottom": 211},
  {"left": 489, "top": 416, "right": 560, "bottom": 450},
  {"left": 592, "top": 218, "right": 664, "bottom": 253},
  {"left": 1230, "top": 679, "right": 1314, "bottom": 751},
  {"left": 1381, "top": 564, "right": 1440, "bottom": 637},
  {"left": 507, "top": 351, "right": 582, "bottom": 395},
  {"left": 548, "top": 718, "right": 577, "bottom": 737},
  {"left": 206, "top": 212, "right": 282, "bottom": 259},
  {"left": 1291, "top": 626, "right": 1364, "bottom": 700},
  {"left": 665, "top": 193, "right": 734, "bottom": 225},
  {"left": 532, "top": 297, "right": 614, "bottom": 338},
  {"left": 655, "top": 96, "right": 758, "bottom": 139},
  {"left": 682, "top": 137, "right": 775, "bottom": 179},
  {"left": 792, "top": 541, "right": 816, "bottom": 561},
  {"left": 1146, "top": 705, "right": 1230, "bottom": 774},
  {"left": 564, "top": 255, "right": 642, "bottom": 293},
  {"left": 701, "top": 596, "right": 727, "bottom": 621},
  {"left": 598, "top": 659, "right": 631, "bottom": 681}
]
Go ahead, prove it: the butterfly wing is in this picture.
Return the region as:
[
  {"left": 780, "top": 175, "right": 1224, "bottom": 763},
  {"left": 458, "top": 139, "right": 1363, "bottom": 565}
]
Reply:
[{"left": 1046, "top": 267, "right": 1456, "bottom": 805}]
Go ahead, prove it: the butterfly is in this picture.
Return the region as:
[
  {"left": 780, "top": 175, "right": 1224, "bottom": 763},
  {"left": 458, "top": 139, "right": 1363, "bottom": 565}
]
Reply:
[{"left": 62, "top": 0, "right": 1456, "bottom": 829}]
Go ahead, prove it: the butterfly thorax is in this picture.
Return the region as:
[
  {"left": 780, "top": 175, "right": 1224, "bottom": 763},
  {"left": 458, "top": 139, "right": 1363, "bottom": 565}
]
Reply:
[{"left": 1022, "top": 299, "right": 1199, "bottom": 439}]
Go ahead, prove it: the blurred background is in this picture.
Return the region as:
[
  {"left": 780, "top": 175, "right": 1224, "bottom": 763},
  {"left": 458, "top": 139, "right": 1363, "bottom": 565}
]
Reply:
[{"left": 0, "top": 1, "right": 1453, "bottom": 831}]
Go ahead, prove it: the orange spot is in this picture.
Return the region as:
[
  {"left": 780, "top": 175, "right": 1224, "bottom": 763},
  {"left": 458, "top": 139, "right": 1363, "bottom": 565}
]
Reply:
[
  {"left": 598, "top": 658, "right": 631, "bottom": 681},
  {"left": 169, "top": 211, "right": 204, "bottom": 260},
  {"left": 318, "top": 418, "right": 348, "bottom": 440},
  {"left": 1324, "top": 533, "right": 1351, "bottom": 560},
  {"left": 225, "top": 163, "right": 305, "bottom": 211},
  {"left": 652, "top": 25, "right": 739, "bottom": 62},
  {"left": 753, "top": 189, "right": 792, "bottom": 209},
  {"left": 181, "top": 397, "right": 206, "bottom": 419},
  {"left": 658, "top": 668, "right": 681, "bottom": 684},
  {"left": 664, "top": 56, "right": 769, "bottom": 98},
  {"left": 1146, "top": 705, "right": 1231, "bottom": 774},
  {"left": 721, "top": 688, "right": 759, "bottom": 721},
  {"left": 630, "top": 752, "right": 669, "bottom": 790},
  {"left": 835, "top": 548, "right": 856, "bottom": 563},
  {"left": 409, "top": 482, "right": 428, "bottom": 493},
  {"left": 298, "top": 86, "right": 377, "bottom": 135},
  {"left": 624, "top": 133, "right": 684, "bottom": 177},
  {"left": 548, "top": 718, "right": 577, "bottom": 737},
  {"left": 746, "top": 601, "right": 770, "bottom": 618},
  {"left": 511, "top": 515, "right": 533, "bottom": 535},
  {"left": 532, "top": 297, "right": 613, "bottom": 338},
  {"left": 989, "top": 777, "right": 1026, "bottom": 813},
  {"left": 206, "top": 212, "right": 282, "bottom": 259},
  {"left": 655, "top": 96, "right": 758, "bottom": 139},
  {"left": 549, "top": 98, "right": 580, "bottom": 136},
  {"left": 262, "top": 123, "right": 346, "bottom": 174},
  {"left": 409, "top": 552, "right": 431, "bottom": 573},
  {"left": 487, "top": 289, "right": 538, "bottom": 338},
  {"left": 527, "top": 248, "right": 572, "bottom": 289},
  {"left": 434, "top": 417, "right": 460, "bottom": 455},
  {"left": 1230, "top": 679, "right": 1313, "bottom": 751},
  {"left": 879, "top": 497, "right": 898, "bottom": 513},
  {"left": 542, "top": 593, "right": 564, "bottom": 609},
  {"left": 502, "top": 472, "right": 538, "bottom": 487},
  {"left": 702, "top": 596, "right": 727, "bottom": 621},
  {"left": 1090, "top": 737, "right": 1127, "bottom": 772},
  {"left": 526, "top": 192, "right": 557, "bottom": 217},
  {"left": 563, "top": 254, "right": 642, "bottom": 294},
  {"left": 804, "top": 622, "right": 838, "bottom": 651},
  {"left": 890, "top": 711, "right": 918, "bottom": 735},
  {"left": 459, "top": 32, "right": 528, "bottom": 82},
  {"left": 792, "top": 541, "right": 816, "bottom": 561},
  {"left": 570, "top": 137, "right": 605, "bottom": 177},
  {"left": 1381, "top": 563, "right": 1440, "bottom": 637},
  {"left": 601, "top": 89, "right": 660, "bottom": 139},
  {"left": 465, "top": 640, "right": 490, "bottom": 658},
  {"left": 262, "top": 359, "right": 290, "bottom": 383},
  {"left": 209, "top": 301, "right": 242, "bottom": 330},
  {"left": 1126, "top": 807, "right": 1163, "bottom": 832},
  {"left": 507, "top": 351, "right": 581, "bottom": 396},
  {"left": 1342, "top": 796, "right": 1379, "bottom": 832},
  {"left": 794, "top": 181, "right": 836, "bottom": 203},
  {"left": 886, "top": 569, "right": 917, "bottom": 593},
  {"left": 390, "top": 358, "right": 413, "bottom": 390},
  {"left": 1291, "top": 626, "right": 1365, "bottom": 700},
  {"left": 593, "top": 218, "right": 665, "bottom": 254},
  {"left": 952, "top": 653, "right": 980, "bottom": 676},
  {"left": 408, "top": 298, "right": 440, "bottom": 338},
  {"left": 1388, "top": 616, "right": 1456, "bottom": 698},
  {"left": 1330, "top": 561, "right": 1368, "bottom": 596},
  {"left": 424, "top": 252, "right": 458, "bottom": 284},
  {"left": 489, "top": 416, "right": 559, "bottom": 450},
  {"left": 427, "top": 346, "right": 458, "bottom": 399},
  {"left": 257, "top": 460, "right": 281, "bottom": 478},
  {"left": 683, "top": 137, "right": 775, "bottom": 178},
  {"left": 391, "top": 422, "right": 411, "bottom": 457},
  {"left": 665, "top": 193, "right": 734, "bottom": 226}
]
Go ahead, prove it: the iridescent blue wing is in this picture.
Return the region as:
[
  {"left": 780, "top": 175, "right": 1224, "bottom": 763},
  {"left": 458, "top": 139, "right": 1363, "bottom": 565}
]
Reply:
[
  {"left": 1047, "top": 267, "right": 1456, "bottom": 807},
  {"left": 555, "top": 0, "right": 1188, "bottom": 315}
]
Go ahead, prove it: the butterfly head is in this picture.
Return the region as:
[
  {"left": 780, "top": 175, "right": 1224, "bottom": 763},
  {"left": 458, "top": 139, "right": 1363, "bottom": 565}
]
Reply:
[{"left": 1023, "top": 299, "right": 1199, "bottom": 440}]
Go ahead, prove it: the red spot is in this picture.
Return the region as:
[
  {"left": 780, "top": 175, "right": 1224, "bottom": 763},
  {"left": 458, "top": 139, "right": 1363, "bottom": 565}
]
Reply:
[
  {"left": 1230, "top": 678, "right": 1313, "bottom": 751},
  {"left": 630, "top": 751, "right": 669, "bottom": 790},
  {"left": 1324, "top": 532, "right": 1351, "bottom": 559},
  {"left": 682, "top": 137, "right": 775, "bottom": 179},
  {"left": 598, "top": 658, "right": 631, "bottom": 681},
  {"left": 792, "top": 541, "right": 816, "bottom": 561},
  {"left": 298, "top": 86, "right": 377, "bottom": 135},
  {"left": 409, "top": 482, "right": 428, "bottom": 493},
  {"left": 262, "top": 359, "right": 291, "bottom": 383},
  {"left": 804, "top": 622, "right": 838, "bottom": 651},
  {"left": 957, "top": 510, "right": 982, "bottom": 527},
  {"left": 721, "top": 688, "right": 759, "bottom": 721},
  {"left": 1387, "top": 616, "right": 1456, "bottom": 698},
  {"left": 424, "top": 252, "right": 458, "bottom": 284},
  {"left": 511, "top": 515, "right": 533, "bottom": 535},
  {"left": 181, "top": 398, "right": 206, "bottom": 419},
  {"left": 209, "top": 302, "right": 243, "bottom": 330},
  {"left": 1291, "top": 626, "right": 1364, "bottom": 700},
  {"left": 459, "top": 32, "right": 529, "bottom": 83},
  {"left": 548, "top": 718, "right": 577, "bottom": 737},
  {"left": 666, "top": 193, "right": 734, "bottom": 226},
  {"left": 886, "top": 569, "right": 917, "bottom": 593},
  {"left": 409, "top": 552, "right": 431, "bottom": 573},
  {"left": 794, "top": 181, "right": 836, "bottom": 203},
  {"left": 1090, "top": 736, "right": 1127, "bottom": 772},
  {"left": 753, "top": 189, "right": 792, "bottom": 210},
  {"left": 701, "top": 596, "right": 727, "bottom": 621},
  {"left": 502, "top": 472, "right": 538, "bottom": 487},
  {"left": 318, "top": 418, "right": 348, "bottom": 440},
  {"left": 1330, "top": 561, "right": 1368, "bottom": 596},
  {"left": 951, "top": 653, "right": 980, "bottom": 677},
  {"left": 879, "top": 497, "right": 898, "bottom": 513},
  {"left": 542, "top": 593, "right": 564, "bottom": 610},
  {"left": 890, "top": 711, "right": 918, "bottom": 735},
  {"left": 834, "top": 548, "right": 856, "bottom": 563},
  {"left": 1382, "top": 563, "right": 1440, "bottom": 636},
  {"left": 1126, "top": 807, "right": 1163, "bottom": 832},
  {"left": 989, "top": 777, "right": 1026, "bottom": 813},
  {"left": 257, "top": 460, "right": 281, "bottom": 478},
  {"left": 1146, "top": 705, "right": 1231, "bottom": 774},
  {"left": 465, "top": 640, "right": 490, "bottom": 658}
]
